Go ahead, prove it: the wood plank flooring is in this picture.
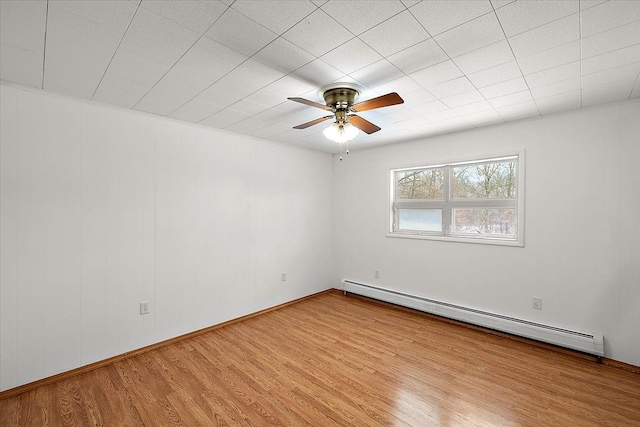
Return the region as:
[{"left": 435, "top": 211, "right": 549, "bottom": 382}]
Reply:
[{"left": 1, "top": 291, "right": 639, "bottom": 426}]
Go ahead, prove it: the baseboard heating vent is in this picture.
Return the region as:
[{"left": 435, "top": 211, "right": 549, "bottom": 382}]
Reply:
[{"left": 342, "top": 280, "right": 604, "bottom": 357}]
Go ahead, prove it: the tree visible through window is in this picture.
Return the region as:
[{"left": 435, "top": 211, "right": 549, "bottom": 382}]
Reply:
[{"left": 390, "top": 154, "right": 524, "bottom": 245}]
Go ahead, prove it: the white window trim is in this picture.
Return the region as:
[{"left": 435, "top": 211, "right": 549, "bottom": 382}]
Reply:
[{"left": 387, "top": 150, "right": 525, "bottom": 247}]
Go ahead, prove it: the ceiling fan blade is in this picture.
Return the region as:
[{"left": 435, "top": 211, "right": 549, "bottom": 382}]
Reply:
[
  {"left": 351, "top": 92, "right": 404, "bottom": 112},
  {"left": 349, "top": 115, "right": 381, "bottom": 134},
  {"left": 293, "top": 115, "right": 334, "bottom": 129},
  {"left": 288, "top": 97, "right": 332, "bottom": 111}
]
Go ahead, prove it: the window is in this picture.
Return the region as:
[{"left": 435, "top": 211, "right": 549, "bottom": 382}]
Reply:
[{"left": 389, "top": 153, "right": 524, "bottom": 246}]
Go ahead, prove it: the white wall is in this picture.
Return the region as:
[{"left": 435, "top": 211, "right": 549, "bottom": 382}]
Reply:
[
  {"left": 0, "top": 84, "right": 334, "bottom": 391},
  {"left": 334, "top": 99, "right": 640, "bottom": 366}
]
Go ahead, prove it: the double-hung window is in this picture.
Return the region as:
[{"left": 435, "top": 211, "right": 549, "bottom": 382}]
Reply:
[{"left": 390, "top": 153, "right": 524, "bottom": 246}]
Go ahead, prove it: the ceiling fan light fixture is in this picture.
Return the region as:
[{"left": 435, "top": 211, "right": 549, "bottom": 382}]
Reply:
[{"left": 323, "top": 121, "right": 359, "bottom": 143}]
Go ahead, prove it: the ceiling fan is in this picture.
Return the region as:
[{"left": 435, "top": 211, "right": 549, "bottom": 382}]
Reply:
[{"left": 287, "top": 83, "right": 404, "bottom": 144}]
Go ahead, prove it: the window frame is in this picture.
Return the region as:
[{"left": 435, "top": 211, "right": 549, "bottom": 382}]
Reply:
[{"left": 388, "top": 151, "right": 525, "bottom": 247}]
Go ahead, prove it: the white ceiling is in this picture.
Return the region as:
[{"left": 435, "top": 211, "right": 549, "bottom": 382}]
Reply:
[{"left": 1, "top": 0, "right": 639, "bottom": 153}]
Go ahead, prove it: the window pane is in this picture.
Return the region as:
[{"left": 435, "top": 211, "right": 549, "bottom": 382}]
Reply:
[
  {"left": 453, "top": 208, "right": 515, "bottom": 236},
  {"left": 452, "top": 161, "right": 517, "bottom": 199},
  {"left": 398, "top": 209, "right": 442, "bottom": 232},
  {"left": 397, "top": 169, "right": 444, "bottom": 200}
]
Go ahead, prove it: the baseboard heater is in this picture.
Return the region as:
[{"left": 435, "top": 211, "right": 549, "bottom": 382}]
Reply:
[{"left": 342, "top": 280, "right": 604, "bottom": 357}]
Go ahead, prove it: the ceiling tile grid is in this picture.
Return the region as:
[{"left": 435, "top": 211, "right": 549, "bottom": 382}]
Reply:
[{"left": 1, "top": 0, "right": 638, "bottom": 154}]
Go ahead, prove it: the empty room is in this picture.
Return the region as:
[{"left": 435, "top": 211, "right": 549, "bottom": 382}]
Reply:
[{"left": 1, "top": 0, "right": 639, "bottom": 425}]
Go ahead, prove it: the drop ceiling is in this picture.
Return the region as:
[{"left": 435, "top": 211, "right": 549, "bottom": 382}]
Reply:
[{"left": 1, "top": 0, "right": 639, "bottom": 153}]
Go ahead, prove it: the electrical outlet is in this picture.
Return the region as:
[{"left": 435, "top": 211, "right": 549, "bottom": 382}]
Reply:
[
  {"left": 281, "top": 273, "right": 287, "bottom": 282},
  {"left": 532, "top": 297, "right": 542, "bottom": 310},
  {"left": 140, "top": 301, "right": 150, "bottom": 315},
  {"left": 374, "top": 270, "right": 380, "bottom": 279}
]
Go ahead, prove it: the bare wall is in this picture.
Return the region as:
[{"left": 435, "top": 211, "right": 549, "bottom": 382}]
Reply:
[
  {"left": 333, "top": 99, "right": 640, "bottom": 366},
  {"left": 0, "top": 84, "right": 334, "bottom": 391}
]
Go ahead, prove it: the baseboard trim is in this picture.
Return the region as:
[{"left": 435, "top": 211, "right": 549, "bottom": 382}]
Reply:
[
  {"left": 0, "top": 289, "right": 337, "bottom": 400},
  {"left": 602, "top": 358, "right": 640, "bottom": 374},
  {"left": 3, "top": 287, "right": 635, "bottom": 399},
  {"left": 342, "top": 289, "right": 640, "bottom": 373}
]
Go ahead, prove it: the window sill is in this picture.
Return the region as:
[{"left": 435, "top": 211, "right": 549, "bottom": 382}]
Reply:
[{"left": 386, "top": 232, "right": 524, "bottom": 247}]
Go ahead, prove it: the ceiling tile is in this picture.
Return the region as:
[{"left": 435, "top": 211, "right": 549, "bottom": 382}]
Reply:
[
  {"left": 410, "top": 0, "right": 494, "bottom": 36},
  {"left": 321, "top": 38, "right": 382, "bottom": 74},
  {"left": 406, "top": 99, "right": 449, "bottom": 116},
  {"left": 441, "top": 90, "right": 485, "bottom": 108},
  {"left": 205, "top": 7, "right": 277, "bottom": 56},
  {"left": 463, "top": 108, "right": 504, "bottom": 126},
  {"left": 391, "top": 116, "right": 430, "bottom": 131},
  {"left": 52, "top": 0, "right": 137, "bottom": 33},
  {"left": 320, "top": 0, "right": 405, "bottom": 35},
  {"left": 436, "top": 116, "right": 475, "bottom": 132},
  {"left": 387, "top": 39, "right": 448, "bottom": 75},
  {"left": 349, "top": 59, "right": 404, "bottom": 88},
  {"left": 199, "top": 112, "right": 241, "bottom": 128},
  {"left": 580, "top": 0, "right": 607, "bottom": 11},
  {"left": 359, "top": 10, "right": 429, "bottom": 57},
  {"left": 201, "top": 76, "right": 258, "bottom": 104},
  {"left": 4, "top": 0, "right": 639, "bottom": 154},
  {"left": 582, "top": 78, "right": 637, "bottom": 107},
  {"left": 232, "top": 58, "right": 286, "bottom": 89},
  {"left": 581, "top": 44, "right": 640, "bottom": 75},
  {"left": 43, "top": 4, "right": 131, "bottom": 98},
  {"left": 231, "top": 99, "right": 273, "bottom": 116},
  {"left": 0, "top": 43, "right": 43, "bottom": 88},
  {"left": 581, "top": 21, "right": 640, "bottom": 59},
  {"left": 197, "top": 85, "right": 245, "bottom": 107},
  {"left": 516, "top": 41, "right": 580, "bottom": 75},
  {"left": 496, "top": 0, "right": 578, "bottom": 37},
  {"left": 283, "top": 9, "right": 352, "bottom": 57},
  {"left": 231, "top": 116, "right": 271, "bottom": 133},
  {"left": 140, "top": 0, "right": 227, "bottom": 34},
  {"left": 529, "top": 77, "right": 581, "bottom": 99},
  {"left": 0, "top": 0, "right": 47, "bottom": 53},
  {"left": 480, "top": 77, "right": 529, "bottom": 99},
  {"left": 244, "top": 88, "right": 286, "bottom": 109},
  {"left": 453, "top": 100, "right": 494, "bottom": 115},
  {"left": 402, "top": 1, "right": 421, "bottom": 9},
  {"left": 169, "top": 98, "right": 224, "bottom": 123},
  {"left": 582, "top": 63, "right": 640, "bottom": 88},
  {"left": 134, "top": 37, "right": 248, "bottom": 116},
  {"left": 373, "top": 76, "right": 424, "bottom": 98},
  {"left": 230, "top": 0, "right": 317, "bottom": 35},
  {"left": 93, "top": 7, "right": 200, "bottom": 107},
  {"left": 467, "top": 61, "right": 522, "bottom": 88},
  {"left": 508, "top": 14, "right": 579, "bottom": 58},
  {"left": 490, "top": 1, "right": 517, "bottom": 10},
  {"left": 452, "top": 40, "right": 514, "bottom": 75},
  {"left": 265, "top": 75, "right": 317, "bottom": 97},
  {"left": 289, "top": 59, "right": 345, "bottom": 88},
  {"left": 494, "top": 100, "right": 539, "bottom": 121},
  {"left": 434, "top": 12, "right": 505, "bottom": 58},
  {"left": 488, "top": 90, "right": 533, "bottom": 108},
  {"left": 201, "top": 107, "right": 252, "bottom": 126},
  {"left": 525, "top": 62, "right": 580, "bottom": 88},
  {"left": 398, "top": 88, "right": 437, "bottom": 106},
  {"left": 535, "top": 90, "right": 581, "bottom": 114},
  {"left": 409, "top": 60, "right": 463, "bottom": 88},
  {"left": 424, "top": 108, "right": 459, "bottom": 122},
  {"left": 253, "top": 37, "right": 315, "bottom": 74},
  {"left": 581, "top": 0, "right": 640, "bottom": 38},
  {"left": 428, "top": 76, "right": 476, "bottom": 98}
]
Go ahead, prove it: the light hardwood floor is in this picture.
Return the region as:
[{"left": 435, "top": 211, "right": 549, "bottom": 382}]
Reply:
[{"left": 1, "top": 291, "right": 639, "bottom": 426}]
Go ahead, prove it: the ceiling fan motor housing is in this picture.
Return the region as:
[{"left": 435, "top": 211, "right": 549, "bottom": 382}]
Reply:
[{"left": 322, "top": 86, "right": 360, "bottom": 125}]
